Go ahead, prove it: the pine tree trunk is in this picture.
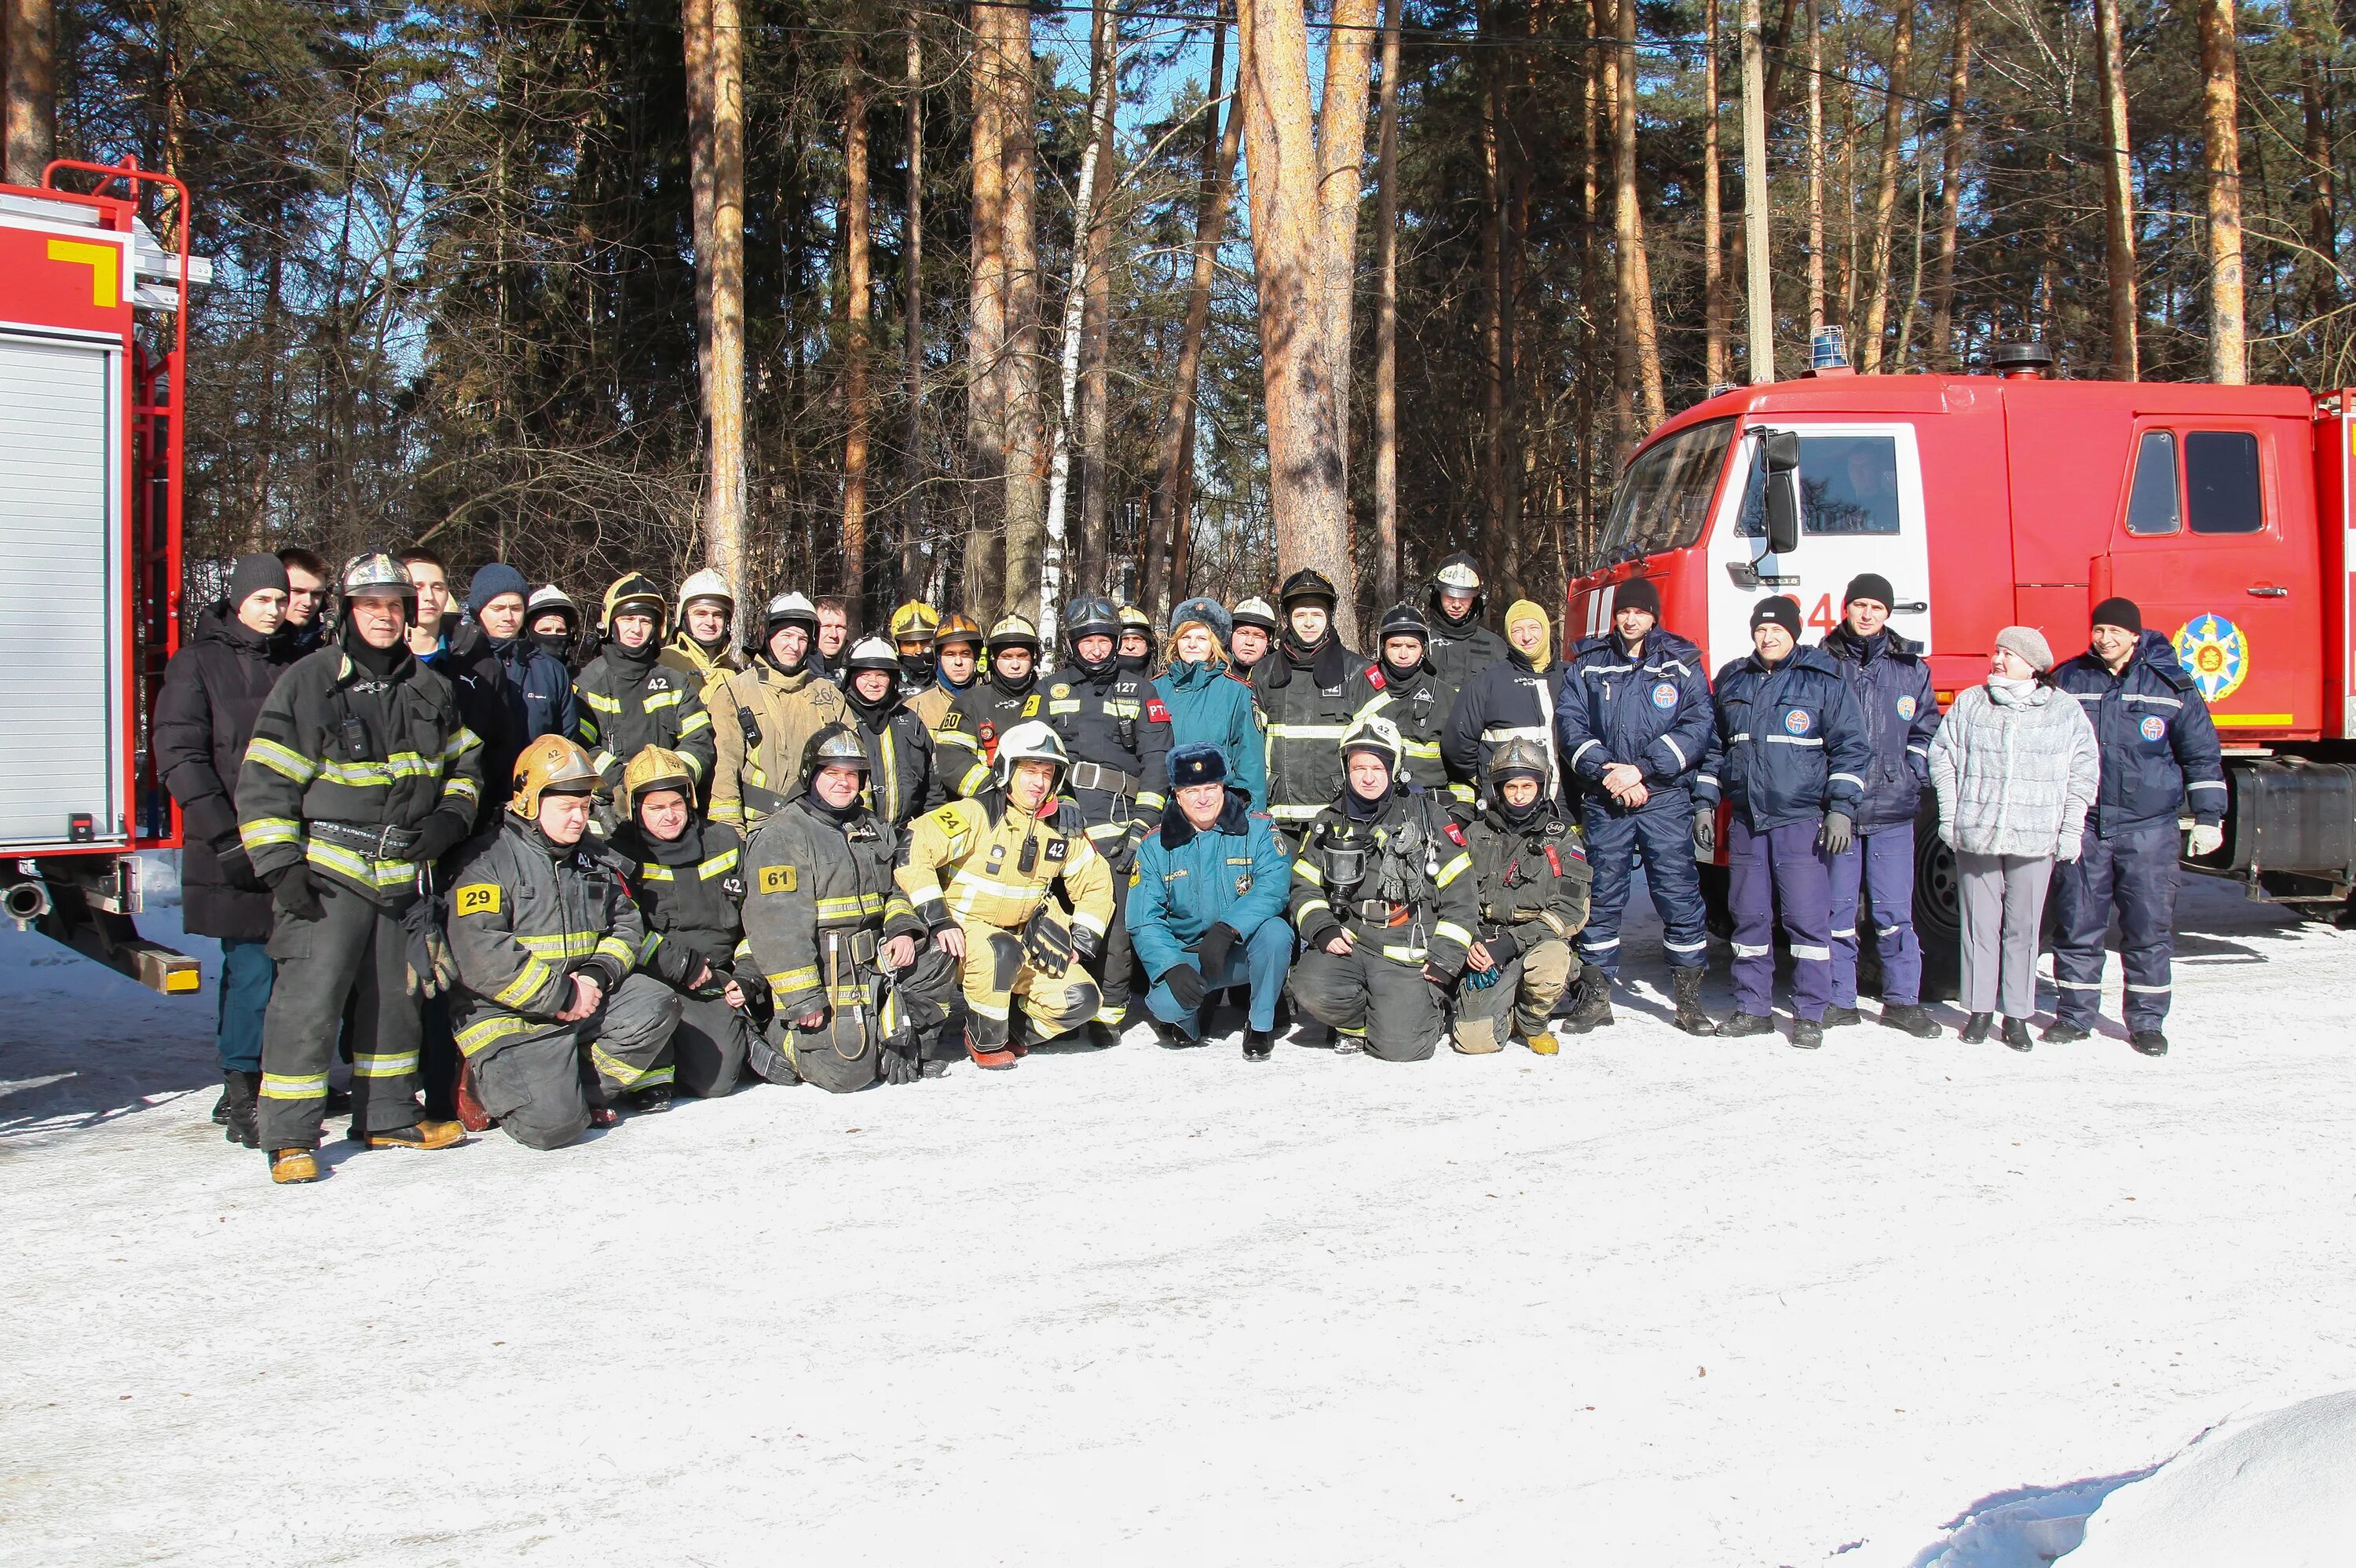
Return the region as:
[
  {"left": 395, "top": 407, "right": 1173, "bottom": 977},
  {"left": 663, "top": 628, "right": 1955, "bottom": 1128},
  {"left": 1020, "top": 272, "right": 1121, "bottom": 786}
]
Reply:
[
  {"left": 4, "top": 0, "right": 55, "bottom": 185},
  {"left": 2296, "top": 0, "right": 2336, "bottom": 331},
  {"left": 2093, "top": 0, "right": 2138, "bottom": 378},
  {"left": 1926, "top": 0, "right": 1971, "bottom": 370},
  {"left": 1318, "top": 0, "right": 1380, "bottom": 532},
  {"left": 1703, "top": 0, "right": 1727, "bottom": 390},
  {"left": 1144, "top": 5, "right": 1240, "bottom": 617},
  {"left": 1238, "top": 0, "right": 1357, "bottom": 645},
  {"left": 842, "top": 58, "right": 873, "bottom": 609},
  {"left": 1857, "top": 0, "right": 1913, "bottom": 372},
  {"left": 685, "top": 0, "right": 716, "bottom": 395},
  {"left": 899, "top": 10, "right": 927, "bottom": 598},
  {"left": 1612, "top": 0, "right": 1666, "bottom": 433},
  {"left": 2201, "top": 0, "right": 2246, "bottom": 383},
  {"left": 703, "top": 0, "right": 749, "bottom": 601},
  {"left": 1000, "top": 5, "right": 1045, "bottom": 616},
  {"left": 964, "top": 0, "right": 1008, "bottom": 610},
  {"left": 1372, "top": 0, "right": 1402, "bottom": 607},
  {"left": 1806, "top": 0, "right": 1825, "bottom": 338}
]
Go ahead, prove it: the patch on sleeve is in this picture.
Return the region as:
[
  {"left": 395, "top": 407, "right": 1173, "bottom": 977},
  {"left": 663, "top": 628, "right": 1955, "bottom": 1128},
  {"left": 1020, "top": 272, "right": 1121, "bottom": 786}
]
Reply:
[
  {"left": 1443, "top": 822, "right": 1467, "bottom": 846},
  {"left": 453, "top": 883, "right": 501, "bottom": 917},
  {"left": 759, "top": 864, "right": 799, "bottom": 894},
  {"left": 1543, "top": 844, "right": 1564, "bottom": 876},
  {"left": 1366, "top": 668, "right": 1386, "bottom": 690},
  {"left": 1146, "top": 698, "right": 1171, "bottom": 725}
]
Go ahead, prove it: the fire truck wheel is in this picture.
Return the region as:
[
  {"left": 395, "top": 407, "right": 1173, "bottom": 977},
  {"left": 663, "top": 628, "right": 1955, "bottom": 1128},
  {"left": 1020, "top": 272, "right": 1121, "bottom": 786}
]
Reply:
[{"left": 1911, "top": 799, "right": 1963, "bottom": 1003}]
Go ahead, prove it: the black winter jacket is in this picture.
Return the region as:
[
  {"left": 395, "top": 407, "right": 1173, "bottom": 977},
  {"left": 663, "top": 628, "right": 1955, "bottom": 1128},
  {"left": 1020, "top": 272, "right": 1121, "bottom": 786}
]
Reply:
[{"left": 155, "top": 602, "right": 295, "bottom": 941}]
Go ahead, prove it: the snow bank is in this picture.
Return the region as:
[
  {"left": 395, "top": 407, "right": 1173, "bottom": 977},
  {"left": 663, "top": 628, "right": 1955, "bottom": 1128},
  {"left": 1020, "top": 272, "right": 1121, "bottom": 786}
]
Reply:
[{"left": 2062, "top": 1391, "right": 2356, "bottom": 1566}]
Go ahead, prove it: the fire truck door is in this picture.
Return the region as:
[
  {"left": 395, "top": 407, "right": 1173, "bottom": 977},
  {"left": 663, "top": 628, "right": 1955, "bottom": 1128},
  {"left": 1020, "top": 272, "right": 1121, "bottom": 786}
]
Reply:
[
  {"left": 2102, "top": 418, "right": 2321, "bottom": 736},
  {"left": 0, "top": 331, "right": 128, "bottom": 851},
  {"left": 1712, "top": 422, "right": 1935, "bottom": 662}
]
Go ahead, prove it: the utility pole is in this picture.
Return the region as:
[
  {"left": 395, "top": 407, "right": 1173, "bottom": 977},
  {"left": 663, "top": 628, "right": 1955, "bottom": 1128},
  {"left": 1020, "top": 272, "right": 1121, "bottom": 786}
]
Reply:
[{"left": 1740, "top": 0, "right": 1775, "bottom": 382}]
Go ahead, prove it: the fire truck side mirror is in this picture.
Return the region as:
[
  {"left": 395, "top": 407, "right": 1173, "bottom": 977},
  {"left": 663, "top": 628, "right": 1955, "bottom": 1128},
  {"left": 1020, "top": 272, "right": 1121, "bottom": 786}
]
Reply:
[{"left": 1762, "top": 429, "right": 1803, "bottom": 556}]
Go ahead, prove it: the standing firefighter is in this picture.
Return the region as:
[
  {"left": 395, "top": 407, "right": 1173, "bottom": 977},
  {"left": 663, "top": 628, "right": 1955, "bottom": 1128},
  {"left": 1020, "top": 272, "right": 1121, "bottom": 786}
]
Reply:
[
  {"left": 840, "top": 635, "right": 945, "bottom": 827},
  {"left": 1423, "top": 553, "right": 1509, "bottom": 687},
  {"left": 662, "top": 567, "right": 748, "bottom": 712},
  {"left": 741, "top": 726, "right": 959, "bottom": 1091},
  {"left": 888, "top": 600, "right": 941, "bottom": 699},
  {"left": 909, "top": 611, "right": 982, "bottom": 736},
  {"left": 236, "top": 553, "right": 484, "bottom": 1183},
  {"left": 1454, "top": 740, "right": 1593, "bottom": 1055},
  {"left": 1288, "top": 715, "right": 1479, "bottom": 1062},
  {"left": 1553, "top": 577, "right": 1718, "bottom": 1035},
  {"left": 896, "top": 722, "right": 1117, "bottom": 1069},
  {"left": 1345, "top": 602, "right": 1468, "bottom": 806},
  {"left": 1227, "top": 597, "right": 1279, "bottom": 683},
  {"left": 1443, "top": 598, "right": 1564, "bottom": 804},
  {"left": 935, "top": 613, "right": 1044, "bottom": 794},
  {"left": 573, "top": 573, "right": 716, "bottom": 815},
  {"left": 609, "top": 746, "right": 760, "bottom": 1101},
  {"left": 1817, "top": 574, "right": 1943, "bottom": 1039},
  {"left": 2047, "top": 598, "right": 2228, "bottom": 1056},
  {"left": 710, "top": 591, "right": 851, "bottom": 831},
  {"left": 1037, "top": 594, "right": 1173, "bottom": 1045},
  {"left": 444, "top": 736, "right": 682, "bottom": 1142},
  {"left": 1253, "top": 568, "right": 1368, "bottom": 842}
]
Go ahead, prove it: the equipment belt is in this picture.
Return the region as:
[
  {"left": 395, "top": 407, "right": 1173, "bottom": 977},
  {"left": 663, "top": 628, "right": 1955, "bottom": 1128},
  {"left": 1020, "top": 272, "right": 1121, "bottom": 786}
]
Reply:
[
  {"left": 741, "top": 782, "right": 790, "bottom": 815},
  {"left": 309, "top": 820, "right": 423, "bottom": 858},
  {"left": 1066, "top": 760, "right": 1142, "bottom": 795},
  {"left": 821, "top": 927, "right": 881, "bottom": 966},
  {"left": 1351, "top": 898, "right": 1414, "bottom": 928}
]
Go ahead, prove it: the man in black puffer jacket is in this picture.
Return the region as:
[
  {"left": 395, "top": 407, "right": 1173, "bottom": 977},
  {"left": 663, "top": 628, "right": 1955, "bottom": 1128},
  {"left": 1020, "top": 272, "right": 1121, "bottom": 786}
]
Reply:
[{"left": 155, "top": 554, "right": 298, "bottom": 1149}]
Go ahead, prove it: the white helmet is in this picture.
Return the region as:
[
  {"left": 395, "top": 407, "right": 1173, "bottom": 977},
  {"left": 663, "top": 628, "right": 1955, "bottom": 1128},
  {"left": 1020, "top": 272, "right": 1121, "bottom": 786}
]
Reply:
[
  {"left": 1338, "top": 712, "right": 1405, "bottom": 778},
  {"left": 992, "top": 719, "right": 1070, "bottom": 791},
  {"left": 676, "top": 567, "right": 734, "bottom": 621}
]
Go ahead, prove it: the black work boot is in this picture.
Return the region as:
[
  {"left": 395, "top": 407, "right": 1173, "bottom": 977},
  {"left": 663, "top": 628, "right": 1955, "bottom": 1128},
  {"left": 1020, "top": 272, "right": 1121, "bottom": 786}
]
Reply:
[
  {"left": 2041, "top": 1021, "right": 2091, "bottom": 1044},
  {"left": 1791, "top": 1018, "right": 1824, "bottom": 1050},
  {"left": 1670, "top": 967, "right": 1718, "bottom": 1036},
  {"left": 1087, "top": 1022, "right": 1124, "bottom": 1051},
  {"left": 1147, "top": 1018, "right": 1194, "bottom": 1050},
  {"left": 2001, "top": 1017, "right": 2034, "bottom": 1052},
  {"left": 1718, "top": 1011, "right": 1775, "bottom": 1038},
  {"left": 1879, "top": 1003, "right": 1942, "bottom": 1040},
  {"left": 1242, "top": 1028, "right": 1274, "bottom": 1062},
  {"left": 628, "top": 1084, "right": 674, "bottom": 1115},
  {"left": 220, "top": 1069, "right": 261, "bottom": 1150},
  {"left": 1565, "top": 965, "right": 1616, "bottom": 1033},
  {"left": 1821, "top": 1005, "right": 1862, "bottom": 1028},
  {"left": 2130, "top": 1030, "right": 2169, "bottom": 1057},
  {"left": 1959, "top": 1012, "right": 1993, "bottom": 1043}
]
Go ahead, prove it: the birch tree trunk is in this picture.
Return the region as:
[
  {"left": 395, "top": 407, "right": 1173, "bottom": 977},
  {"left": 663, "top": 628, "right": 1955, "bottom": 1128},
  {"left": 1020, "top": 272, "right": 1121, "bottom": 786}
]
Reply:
[
  {"left": 701, "top": 0, "right": 749, "bottom": 600},
  {"left": 1373, "top": 0, "right": 1403, "bottom": 607},
  {"left": 1857, "top": 0, "right": 1913, "bottom": 372},
  {"left": 1076, "top": 0, "right": 1116, "bottom": 596},
  {"left": 964, "top": 0, "right": 1008, "bottom": 609},
  {"left": 685, "top": 0, "right": 715, "bottom": 394},
  {"left": 1926, "top": 0, "right": 1971, "bottom": 370},
  {"left": 1144, "top": 4, "right": 1241, "bottom": 617},
  {"left": 841, "top": 56, "right": 873, "bottom": 605},
  {"left": 1703, "top": 0, "right": 1727, "bottom": 389},
  {"left": 1000, "top": 5, "right": 1045, "bottom": 616},
  {"left": 2093, "top": 0, "right": 2138, "bottom": 378},
  {"left": 2201, "top": 0, "right": 2246, "bottom": 383}
]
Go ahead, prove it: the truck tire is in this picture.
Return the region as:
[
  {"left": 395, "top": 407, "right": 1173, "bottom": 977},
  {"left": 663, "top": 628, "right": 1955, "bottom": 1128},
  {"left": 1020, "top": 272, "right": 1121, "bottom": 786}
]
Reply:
[{"left": 1912, "top": 801, "right": 1961, "bottom": 1003}]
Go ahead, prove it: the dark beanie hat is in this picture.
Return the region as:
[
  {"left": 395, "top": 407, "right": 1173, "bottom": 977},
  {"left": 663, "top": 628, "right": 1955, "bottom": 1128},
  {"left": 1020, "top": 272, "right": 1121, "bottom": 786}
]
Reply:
[
  {"left": 1614, "top": 577, "right": 1663, "bottom": 619},
  {"left": 466, "top": 561, "right": 531, "bottom": 616},
  {"left": 1843, "top": 572, "right": 1897, "bottom": 609},
  {"left": 1168, "top": 744, "right": 1228, "bottom": 789},
  {"left": 227, "top": 553, "right": 290, "bottom": 610},
  {"left": 2090, "top": 596, "right": 2143, "bottom": 635},
  {"left": 1751, "top": 595, "right": 1802, "bottom": 637}
]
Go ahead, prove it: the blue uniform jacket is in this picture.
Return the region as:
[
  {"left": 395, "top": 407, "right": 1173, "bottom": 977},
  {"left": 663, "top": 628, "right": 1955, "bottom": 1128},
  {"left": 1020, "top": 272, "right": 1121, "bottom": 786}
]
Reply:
[
  {"left": 2051, "top": 630, "right": 2226, "bottom": 835},
  {"left": 1127, "top": 788, "right": 1292, "bottom": 982},
  {"left": 1554, "top": 628, "right": 1714, "bottom": 813},
  {"left": 1818, "top": 624, "right": 1938, "bottom": 834},
  {"left": 1698, "top": 646, "right": 1871, "bottom": 831},
  {"left": 1155, "top": 659, "right": 1268, "bottom": 810}
]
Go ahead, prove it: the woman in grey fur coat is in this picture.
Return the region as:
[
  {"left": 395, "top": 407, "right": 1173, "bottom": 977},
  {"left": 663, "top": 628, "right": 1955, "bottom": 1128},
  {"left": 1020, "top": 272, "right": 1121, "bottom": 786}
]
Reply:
[{"left": 1927, "top": 626, "right": 2100, "bottom": 1049}]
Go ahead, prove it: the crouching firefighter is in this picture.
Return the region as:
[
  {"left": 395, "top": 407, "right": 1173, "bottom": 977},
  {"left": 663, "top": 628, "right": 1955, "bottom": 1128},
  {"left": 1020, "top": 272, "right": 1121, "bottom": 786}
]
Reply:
[
  {"left": 444, "top": 736, "right": 685, "bottom": 1146},
  {"left": 741, "top": 726, "right": 959, "bottom": 1091},
  {"left": 609, "top": 746, "right": 762, "bottom": 1101},
  {"left": 1288, "top": 715, "right": 1479, "bottom": 1062},
  {"left": 236, "top": 551, "right": 485, "bottom": 1184},
  {"left": 895, "top": 722, "right": 1117, "bottom": 1069},
  {"left": 1454, "top": 740, "right": 1592, "bottom": 1055}
]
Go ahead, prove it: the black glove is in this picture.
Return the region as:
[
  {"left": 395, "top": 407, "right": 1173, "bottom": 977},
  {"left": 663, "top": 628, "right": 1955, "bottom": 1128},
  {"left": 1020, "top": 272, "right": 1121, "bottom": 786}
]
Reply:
[
  {"left": 1191, "top": 922, "right": 1238, "bottom": 982},
  {"left": 1069, "top": 921, "right": 1103, "bottom": 966},
  {"left": 1160, "top": 963, "right": 1207, "bottom": 1011},
  {"left": 879, "top": 1038, "right": 923, "bottom": 1085},
  {"left": 1692, "top": 807, "right": 1717, "bottom": 859},
  {"left": 1422, "top": 961, "right": 1458, "bottom": 989},
  {"left": 412, "top": 810, "right": 470, "bottom": 868},
  {"left": 1482, "top": 925, "right": 1522, "bottom": 966},
  {"left": 1817, "top": 810, "right": 1855, "bottom": 857},
  {"left": 269, "top": 862, "right": 324, "bottom": 922},
  {"left": 211, "top": 834, "right": 262, "bottom": 891}
]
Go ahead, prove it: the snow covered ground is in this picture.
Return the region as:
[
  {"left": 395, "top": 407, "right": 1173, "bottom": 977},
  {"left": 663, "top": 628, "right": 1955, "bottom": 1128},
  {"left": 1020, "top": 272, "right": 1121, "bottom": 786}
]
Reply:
[{"left": 3, "top": 857, "right": 2353, "bottom": 1566}]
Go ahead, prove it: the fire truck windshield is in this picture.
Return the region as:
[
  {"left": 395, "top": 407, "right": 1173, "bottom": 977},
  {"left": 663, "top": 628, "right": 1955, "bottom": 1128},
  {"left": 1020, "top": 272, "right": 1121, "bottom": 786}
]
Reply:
[{"left": 1596, "top": 417, "right": 1736, "bottom": 566}]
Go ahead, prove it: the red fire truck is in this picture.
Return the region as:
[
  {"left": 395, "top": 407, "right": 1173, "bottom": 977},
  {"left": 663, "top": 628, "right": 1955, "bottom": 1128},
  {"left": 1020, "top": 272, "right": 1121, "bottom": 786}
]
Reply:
[
  {"left": 1574, "top": 341, "right": 2356, "bottom": 989},
  {"left": 2, "top": 161, "right": 205, "bottom": 992}
]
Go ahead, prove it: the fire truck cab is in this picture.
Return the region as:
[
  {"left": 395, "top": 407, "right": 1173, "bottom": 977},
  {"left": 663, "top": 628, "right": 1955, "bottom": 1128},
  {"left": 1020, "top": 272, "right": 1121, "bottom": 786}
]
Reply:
[
  {"left": 2, "top": 163, "right": 207, "bottom": 992},
  {"left": 1573, "top": 344, "right": 2356, "bottom": 988}
]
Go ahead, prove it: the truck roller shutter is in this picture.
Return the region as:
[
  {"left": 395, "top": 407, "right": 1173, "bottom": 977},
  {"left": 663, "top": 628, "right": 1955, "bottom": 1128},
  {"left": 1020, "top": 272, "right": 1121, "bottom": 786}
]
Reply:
[{"left": 0, "top": 333, "right": 125, "bottom": 851}]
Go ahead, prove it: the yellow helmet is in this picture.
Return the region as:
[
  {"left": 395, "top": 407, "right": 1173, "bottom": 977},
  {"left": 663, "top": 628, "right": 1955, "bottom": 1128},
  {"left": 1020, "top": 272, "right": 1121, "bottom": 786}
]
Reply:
[
  {"left": 932, "top": 612, "right": 984, "bottom": 652},
  {"left": 620, "top": 745, "right": 697, "bottom": 819},
  {"left": 888, "top": 600, "right": 940, "bottom": 645},
  {"left": 510, "top": 735, "right": 602, "bottom": 817}
]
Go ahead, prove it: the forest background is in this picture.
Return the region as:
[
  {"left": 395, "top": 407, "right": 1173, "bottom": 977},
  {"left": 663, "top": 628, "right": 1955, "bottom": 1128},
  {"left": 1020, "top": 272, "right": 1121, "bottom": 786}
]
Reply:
[{"left": 2, "top": 0, "right": 2339, "bottom": 643}]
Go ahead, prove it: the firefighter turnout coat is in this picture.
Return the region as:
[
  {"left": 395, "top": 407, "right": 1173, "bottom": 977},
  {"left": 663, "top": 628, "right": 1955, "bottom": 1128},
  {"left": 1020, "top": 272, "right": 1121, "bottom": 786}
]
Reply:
[
  {"left": 710, "top": 656, "right": 852, "bottom": 830},
  {"left": 574, "top": 644, "right": 716, "bottom": 806}
]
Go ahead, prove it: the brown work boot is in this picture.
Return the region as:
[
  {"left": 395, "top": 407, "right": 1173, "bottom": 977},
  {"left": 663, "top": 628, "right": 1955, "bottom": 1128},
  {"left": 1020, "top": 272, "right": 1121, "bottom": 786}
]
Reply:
[
  {"left": 363, "top": 1120, "right": 464, "bottom": 1151},
  {"left": 269, "top": 1148, "right": 321, "bottom": 1184},
  {"left": 454, "top": 1059, "right": 494, "bottom": 1132}
]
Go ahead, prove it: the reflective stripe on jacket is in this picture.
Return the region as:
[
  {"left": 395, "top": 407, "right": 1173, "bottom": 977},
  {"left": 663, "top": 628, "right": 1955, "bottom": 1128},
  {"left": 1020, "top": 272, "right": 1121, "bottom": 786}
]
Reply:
[
  {"left": 445, "top": 814, "right": 646, "bottom": 1064},
  {"left": 2051, "top": 630, "right": 2226, "bottom": 836},
  {"left": 1697, "top": 647, "right": 1871, "bottom": 831}
]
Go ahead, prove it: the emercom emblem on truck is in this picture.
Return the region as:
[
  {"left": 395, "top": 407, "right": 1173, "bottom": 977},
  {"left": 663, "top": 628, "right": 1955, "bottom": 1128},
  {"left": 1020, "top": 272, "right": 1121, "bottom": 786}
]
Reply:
[{"left": 2174, "top": 615, "right": 2251, "bottom": 704}]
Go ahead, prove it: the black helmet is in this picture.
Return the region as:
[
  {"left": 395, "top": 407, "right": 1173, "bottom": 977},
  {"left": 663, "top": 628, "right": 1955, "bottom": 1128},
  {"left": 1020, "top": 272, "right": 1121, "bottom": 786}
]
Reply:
[
  {"left": 1279, "top": 568, "right": 1340, "bottom": 609},
  {"left": 1377, "top": 602, "right": 1430, "bottom": 644},
  {"left": 794, "top": 722, "right": 873, "bottom": 802},
  {"left": 1063, "top": 595, "right": 1121, "bottom": 648}
]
